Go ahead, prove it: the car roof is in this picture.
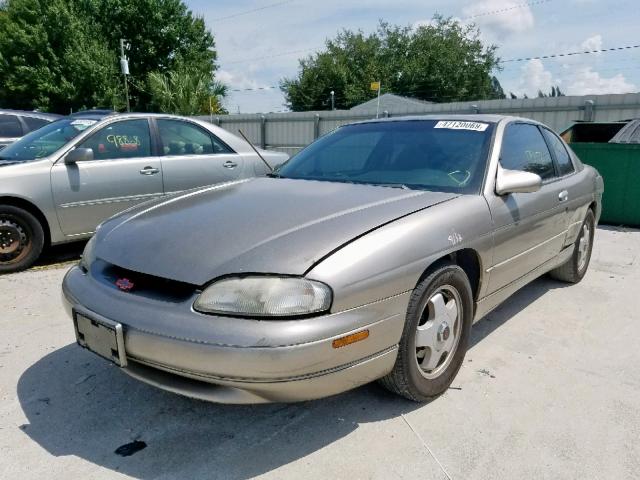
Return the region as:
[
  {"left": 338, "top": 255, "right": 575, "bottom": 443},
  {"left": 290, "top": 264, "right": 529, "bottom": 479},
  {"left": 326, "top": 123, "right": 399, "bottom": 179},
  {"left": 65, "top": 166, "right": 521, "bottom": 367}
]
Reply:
[
  {"left": 351, "top": 114, "right": 539, "bottom": 126},
  {"left": 65, "top": 112, "right": 211, "bottom": 122},
  {"left": 0, "top": 109, "right": 62, "bottom": 120}
]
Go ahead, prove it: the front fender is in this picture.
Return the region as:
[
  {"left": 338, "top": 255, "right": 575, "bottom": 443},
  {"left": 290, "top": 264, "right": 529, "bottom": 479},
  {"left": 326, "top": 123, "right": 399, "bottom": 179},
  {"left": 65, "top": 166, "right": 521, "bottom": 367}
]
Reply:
[{"left": 306, "top": 195, "right": 494, "bottom": 313}]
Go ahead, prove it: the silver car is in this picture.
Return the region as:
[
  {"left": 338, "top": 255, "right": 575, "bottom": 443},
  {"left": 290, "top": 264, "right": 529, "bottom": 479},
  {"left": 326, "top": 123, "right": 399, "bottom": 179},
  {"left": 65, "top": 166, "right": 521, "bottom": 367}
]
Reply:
[
  {"left": 0, "top": 109, "right": 61, "bottom": 150},
  {"left": 62, "top": 115, "right": 604, "bottom": 404},
  {"left": 0, "top": 112, "right": 287, "bottom": 272}
]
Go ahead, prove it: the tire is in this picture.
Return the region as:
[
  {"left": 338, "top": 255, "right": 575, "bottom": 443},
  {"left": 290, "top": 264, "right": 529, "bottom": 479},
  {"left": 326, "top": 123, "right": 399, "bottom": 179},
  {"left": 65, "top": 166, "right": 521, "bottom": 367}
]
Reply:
[
  {"left": 379, "top": 262, "right": 473, "bottom": 401},
  {"left": 0, "top": 205, "right": 45, "bottom": 274},
  {"left": 549, "top": 209, "right": 595, "bottom": 284}
]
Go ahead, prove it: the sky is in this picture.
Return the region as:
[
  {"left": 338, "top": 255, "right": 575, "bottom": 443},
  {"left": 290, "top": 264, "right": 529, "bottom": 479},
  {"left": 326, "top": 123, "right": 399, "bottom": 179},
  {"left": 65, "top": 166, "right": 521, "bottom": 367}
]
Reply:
[{"left": 186, "top": 0, "right": 640, "bottom": 113}]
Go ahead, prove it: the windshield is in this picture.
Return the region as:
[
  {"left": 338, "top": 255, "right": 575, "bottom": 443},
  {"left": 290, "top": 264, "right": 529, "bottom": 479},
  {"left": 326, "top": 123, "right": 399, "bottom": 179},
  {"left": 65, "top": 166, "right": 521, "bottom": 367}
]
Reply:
[
  {"left": 0, "top": 118, "right": 98, "bottom": 162},
  {"left": 275, "top": 120, "right": 495, "bottom": 194}
]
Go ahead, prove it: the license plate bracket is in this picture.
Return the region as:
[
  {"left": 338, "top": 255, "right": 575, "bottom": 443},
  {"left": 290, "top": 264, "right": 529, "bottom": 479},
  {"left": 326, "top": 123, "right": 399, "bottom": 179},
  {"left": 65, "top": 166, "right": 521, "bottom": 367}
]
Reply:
[{"left": 73, "top": 311, "right": 127, "bottom": 367}]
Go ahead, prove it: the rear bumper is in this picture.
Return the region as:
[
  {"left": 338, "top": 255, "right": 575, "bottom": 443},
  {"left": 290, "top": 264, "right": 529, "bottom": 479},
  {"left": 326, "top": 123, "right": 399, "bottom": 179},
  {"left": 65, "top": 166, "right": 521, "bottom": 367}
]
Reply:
[{"left": 62, "top": 266, "right": 408, "bottom": 403}]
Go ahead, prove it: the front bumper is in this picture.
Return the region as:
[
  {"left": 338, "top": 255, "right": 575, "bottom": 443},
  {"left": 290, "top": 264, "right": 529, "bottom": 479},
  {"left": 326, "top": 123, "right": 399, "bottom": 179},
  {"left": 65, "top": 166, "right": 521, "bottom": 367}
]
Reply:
[{"left": 62, "top": 266, "right": 409, "bottom": 403}]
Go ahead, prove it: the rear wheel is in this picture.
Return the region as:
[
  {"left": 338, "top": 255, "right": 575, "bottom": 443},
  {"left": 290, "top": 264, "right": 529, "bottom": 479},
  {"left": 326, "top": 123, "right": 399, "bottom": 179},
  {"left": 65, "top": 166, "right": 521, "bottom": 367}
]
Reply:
[
  {"left": 0, "top": 205, "right": 44, "bottom": 274},
  {"left": 549, "top": 209, "right": 595, "bottom": 284},
  {"left": 379, "top": 263, "right": 473, "bottom": 401}
]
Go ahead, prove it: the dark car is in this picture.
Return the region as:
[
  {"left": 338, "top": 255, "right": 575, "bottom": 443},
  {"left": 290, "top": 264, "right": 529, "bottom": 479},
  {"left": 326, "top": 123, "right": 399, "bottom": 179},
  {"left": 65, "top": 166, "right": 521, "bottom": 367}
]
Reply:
[{"left": 0, "top": 110, "right": 62, "bottom": 150}]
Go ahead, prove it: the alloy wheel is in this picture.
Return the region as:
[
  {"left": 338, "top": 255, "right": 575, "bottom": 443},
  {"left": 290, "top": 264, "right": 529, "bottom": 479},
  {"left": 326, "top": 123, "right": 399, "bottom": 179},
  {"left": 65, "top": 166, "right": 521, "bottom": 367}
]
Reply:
[{"left": 415, "top": 285, "right": 463, "bottom": 379}]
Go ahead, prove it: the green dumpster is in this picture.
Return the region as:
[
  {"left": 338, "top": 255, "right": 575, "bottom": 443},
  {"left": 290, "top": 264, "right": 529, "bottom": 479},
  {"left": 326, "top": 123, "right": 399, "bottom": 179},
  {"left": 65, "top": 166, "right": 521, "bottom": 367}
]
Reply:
[{"left": 561, "top": 121, "right": 640, "bottom": 227}]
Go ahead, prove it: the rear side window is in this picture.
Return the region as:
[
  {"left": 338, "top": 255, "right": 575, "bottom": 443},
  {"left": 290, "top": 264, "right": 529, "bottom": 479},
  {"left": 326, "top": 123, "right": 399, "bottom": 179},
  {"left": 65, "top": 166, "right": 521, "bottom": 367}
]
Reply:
[
  {"left": 23, "top": 116, "right": 50, "bottom": 132},
  {"left": 500, "top": 123, "right": 556, "bottom": 180},
  {"left": 157, "top": 119, "right": 232, "bottom": 156},
  {"left": 0, "top": 115, "right": 23, "bottom": 137},
  {"left": 542, "top": 128, "right": 575, "bottom": 176},
  {"left": 78, "top": 119, "right": 152, "bottom": 160}
]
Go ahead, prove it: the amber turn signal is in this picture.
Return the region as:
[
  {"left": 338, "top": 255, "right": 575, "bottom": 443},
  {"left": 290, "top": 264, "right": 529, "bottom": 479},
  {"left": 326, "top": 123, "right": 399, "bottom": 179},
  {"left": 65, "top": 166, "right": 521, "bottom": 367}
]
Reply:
[{"left": 332, "top": 329, "right": 369, "bottom": 349}]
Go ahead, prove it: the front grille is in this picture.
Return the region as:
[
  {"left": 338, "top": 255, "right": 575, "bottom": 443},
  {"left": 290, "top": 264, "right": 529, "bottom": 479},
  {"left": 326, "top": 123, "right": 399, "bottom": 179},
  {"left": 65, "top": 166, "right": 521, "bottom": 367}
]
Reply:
[{"left": 94, "top": 260, "right": 197, "bottom": 302}]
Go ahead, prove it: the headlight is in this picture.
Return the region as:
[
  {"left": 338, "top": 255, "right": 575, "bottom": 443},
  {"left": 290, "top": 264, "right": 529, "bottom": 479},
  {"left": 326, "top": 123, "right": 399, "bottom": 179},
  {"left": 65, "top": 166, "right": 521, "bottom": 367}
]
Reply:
[
  {"left": 79, "top": 235, "right": 97, "bottom": 270},
  {"left": 194, "top": 276, "right": 332, "bottom": 317}
]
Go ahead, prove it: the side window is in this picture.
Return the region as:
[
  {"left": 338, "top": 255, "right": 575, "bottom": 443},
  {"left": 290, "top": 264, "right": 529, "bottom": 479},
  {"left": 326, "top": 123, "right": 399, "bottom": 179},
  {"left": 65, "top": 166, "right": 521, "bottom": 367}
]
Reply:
[
  {"left": 77, "top": 119, "right": 151, "bottom": 160},
  {"left": 23, "top": 116, "right": 50, "bottom": 132},
  {"left": 500, "top": 123, "right": 556, "bottom": 180},
  {"left": 157, "top": 119, "right": 232, "bottom": 156},
  {"left": 0, "top": 115, "right": 23, "bottom": 137},
  {"left": 542, "top": 128, "right": 575, "bottom": 176}
]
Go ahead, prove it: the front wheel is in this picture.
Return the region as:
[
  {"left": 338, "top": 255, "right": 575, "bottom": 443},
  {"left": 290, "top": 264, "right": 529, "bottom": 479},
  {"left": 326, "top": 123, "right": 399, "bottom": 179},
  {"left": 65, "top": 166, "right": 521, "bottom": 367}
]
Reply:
[
  {"left": 0, "top": 205, "right": 45, "bottom": 274},
  {"left": 379, "top": 263, "right": 473, "bottom": 401},
  {"left": 549, "top": 209, "right": 595, "bottom": 284}
]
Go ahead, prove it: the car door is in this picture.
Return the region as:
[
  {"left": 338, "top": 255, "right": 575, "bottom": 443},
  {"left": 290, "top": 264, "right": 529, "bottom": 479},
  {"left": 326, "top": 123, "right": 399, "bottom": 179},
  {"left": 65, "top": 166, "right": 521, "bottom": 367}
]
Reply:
[
  {"left": 0, "top": 113, "right": 24, "bottom": 149},
  {"left": 485, "top": 122, "right": 567, "bottom": 295},
  {"left": 51, "top": 118, "right": 164, "bottom": 237},
  {"left": 155, "top": 118, "right": 244, "bottom": 194}
]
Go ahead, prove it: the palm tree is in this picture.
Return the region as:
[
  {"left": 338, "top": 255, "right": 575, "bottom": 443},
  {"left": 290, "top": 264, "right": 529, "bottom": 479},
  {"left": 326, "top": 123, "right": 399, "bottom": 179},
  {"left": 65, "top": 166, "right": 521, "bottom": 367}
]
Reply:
[{"left": 148, "top": 69, "right": 228, "bottom": 115}]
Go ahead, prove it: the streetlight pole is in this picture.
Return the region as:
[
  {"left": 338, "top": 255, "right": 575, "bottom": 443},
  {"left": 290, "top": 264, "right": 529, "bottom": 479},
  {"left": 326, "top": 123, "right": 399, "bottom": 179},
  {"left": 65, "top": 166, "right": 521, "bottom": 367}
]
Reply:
[
  {"left": 330, "top": 90, "right": 335, "bottom": 111},
  {"left": 120, "top": 39, "right": 131, "bottom": 112}
]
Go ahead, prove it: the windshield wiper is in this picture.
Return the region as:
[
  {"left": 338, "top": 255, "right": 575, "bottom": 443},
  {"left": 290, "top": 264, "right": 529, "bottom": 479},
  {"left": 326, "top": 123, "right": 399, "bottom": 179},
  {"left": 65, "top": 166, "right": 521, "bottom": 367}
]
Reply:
[{"left": 360, "top": 182, "right": 411, "bottom": 190}]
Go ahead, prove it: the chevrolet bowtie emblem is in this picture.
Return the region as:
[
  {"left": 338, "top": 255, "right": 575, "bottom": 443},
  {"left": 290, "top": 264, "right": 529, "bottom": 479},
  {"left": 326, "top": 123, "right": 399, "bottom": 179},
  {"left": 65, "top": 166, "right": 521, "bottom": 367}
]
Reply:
[{"left": 115, "top": 278, "right": 135, "bottom": 292}]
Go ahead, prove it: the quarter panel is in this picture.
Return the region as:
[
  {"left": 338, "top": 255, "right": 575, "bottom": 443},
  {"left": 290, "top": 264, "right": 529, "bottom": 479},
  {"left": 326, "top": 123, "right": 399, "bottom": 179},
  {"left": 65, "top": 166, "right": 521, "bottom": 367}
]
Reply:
[
  {"left": 561, "top": 166, "right": 602, "bottom": 246},
  {"left": 307, "top": 195, "right": 493, "bottom": 312}
]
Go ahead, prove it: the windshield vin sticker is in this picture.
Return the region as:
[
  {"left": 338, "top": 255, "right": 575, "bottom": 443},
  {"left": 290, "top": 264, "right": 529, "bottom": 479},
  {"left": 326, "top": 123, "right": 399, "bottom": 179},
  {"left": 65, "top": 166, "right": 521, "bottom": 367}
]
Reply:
[
  {"left": 434, "top": 121, "right": 489, "bottom": 132},
  {"left": 70, "top": 119, "right": 98, "bottom": 130}
]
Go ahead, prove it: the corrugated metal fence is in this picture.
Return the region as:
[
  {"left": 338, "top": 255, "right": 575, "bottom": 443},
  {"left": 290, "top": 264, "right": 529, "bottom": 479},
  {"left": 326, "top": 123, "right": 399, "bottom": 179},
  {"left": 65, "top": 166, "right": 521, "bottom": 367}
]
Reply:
[{"left": 196, "top": 92, "right": 640, "bottom": 154}]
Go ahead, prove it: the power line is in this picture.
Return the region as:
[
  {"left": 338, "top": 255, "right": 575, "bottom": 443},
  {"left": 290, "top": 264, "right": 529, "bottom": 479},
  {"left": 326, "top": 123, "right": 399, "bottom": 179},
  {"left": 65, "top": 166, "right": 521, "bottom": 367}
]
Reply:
[
  {"left": 500, "top": 44, "right": 640, "bottom": 63},
  {"left": 463, "top": 0, "right": 553, "bottom": 20},
  {"left": 500, "top": 53, "right": 640, "bottom": 69},
  {"left": 228, "top": 85, "right": 280, "bottom": 92},
  {"left": 211, "top": 0, "right": 299, "bottom": 22}
]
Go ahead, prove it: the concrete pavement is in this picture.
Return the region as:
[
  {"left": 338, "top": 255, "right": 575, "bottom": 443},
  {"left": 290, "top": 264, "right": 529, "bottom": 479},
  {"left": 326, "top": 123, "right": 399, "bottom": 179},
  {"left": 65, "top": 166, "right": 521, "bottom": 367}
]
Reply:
[{"left": 1, "top": 226, "right": 639, "bottom": 479}]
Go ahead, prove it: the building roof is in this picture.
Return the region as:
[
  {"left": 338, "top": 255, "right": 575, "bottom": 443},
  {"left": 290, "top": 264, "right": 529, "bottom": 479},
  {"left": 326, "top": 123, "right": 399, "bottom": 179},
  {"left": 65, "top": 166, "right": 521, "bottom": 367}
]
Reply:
[
  {"left": 349, "top": 93, "right": 433, "bottom": 113},
  {"left": 609, "top": 119, "right": 640, "bottom": 144}
]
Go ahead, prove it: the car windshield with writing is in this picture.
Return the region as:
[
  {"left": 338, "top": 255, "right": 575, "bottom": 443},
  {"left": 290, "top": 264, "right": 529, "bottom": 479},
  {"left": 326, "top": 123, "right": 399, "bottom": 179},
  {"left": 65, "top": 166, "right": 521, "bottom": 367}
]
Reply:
[
  {"left": 275, "top": 120, "right": 495, "bottom": 194},
  {"left": 0, "top": 118, "right": 97, "bottom": 162}
]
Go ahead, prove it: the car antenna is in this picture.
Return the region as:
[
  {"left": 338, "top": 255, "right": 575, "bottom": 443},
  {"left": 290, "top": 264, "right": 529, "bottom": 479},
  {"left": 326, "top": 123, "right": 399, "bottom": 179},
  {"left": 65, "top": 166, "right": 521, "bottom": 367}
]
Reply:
[{"left": 238, "top": 129, "right": 273, "bottom": 173}]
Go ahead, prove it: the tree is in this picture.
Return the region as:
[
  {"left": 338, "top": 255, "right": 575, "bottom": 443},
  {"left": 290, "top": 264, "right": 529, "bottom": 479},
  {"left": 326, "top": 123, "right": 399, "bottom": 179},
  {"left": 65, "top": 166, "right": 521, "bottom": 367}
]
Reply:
[
  {"left": 536, "top": 86, "right": 566, "bottom": 98},
  {"left": 0, "top": 0, "right": 222, "bottom": 113},
  {"left": 148, "top": 66, "right": 227, "bottom": 115},
  {"left": 0, "top": 0, "right": 121, "bottom": 112},
  {"left": 281, "top": 17, "right": 504, "bottom": 111},
  {"left": 81, "top": 0, "right": 219, "bottom": 110}
]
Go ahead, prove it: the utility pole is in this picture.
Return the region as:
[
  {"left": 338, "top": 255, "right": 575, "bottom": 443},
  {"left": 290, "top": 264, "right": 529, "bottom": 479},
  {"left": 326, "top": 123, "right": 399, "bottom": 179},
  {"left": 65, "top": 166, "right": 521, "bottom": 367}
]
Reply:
[
  {"left": 330, "top": 90, "right": 335, "bottom": 111},
  {"left": 120, "top": 39, "right": 131, "bottom": 112}
]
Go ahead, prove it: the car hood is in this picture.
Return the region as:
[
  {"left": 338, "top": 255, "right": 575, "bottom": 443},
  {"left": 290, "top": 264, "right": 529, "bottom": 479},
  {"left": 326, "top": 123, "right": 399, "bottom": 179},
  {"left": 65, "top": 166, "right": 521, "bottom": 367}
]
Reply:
[{"left": 95, "top": 177, "right": 458, "bottom": 285}]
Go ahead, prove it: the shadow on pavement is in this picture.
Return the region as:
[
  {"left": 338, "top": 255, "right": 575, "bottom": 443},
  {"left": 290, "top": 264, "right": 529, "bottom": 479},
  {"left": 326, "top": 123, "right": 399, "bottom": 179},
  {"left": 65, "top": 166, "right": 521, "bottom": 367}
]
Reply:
[
  {"left": 33, "top": 241, "right": 86, "bottom": 268},
  {"left": 17, "top": 275, "right": 566, "bottom": 479},
  {"left": 17, "top": 345, "right": 421, "bottom": 479},
  {"left": 469, "top": 275, "right": 570, "bottom": 349}
]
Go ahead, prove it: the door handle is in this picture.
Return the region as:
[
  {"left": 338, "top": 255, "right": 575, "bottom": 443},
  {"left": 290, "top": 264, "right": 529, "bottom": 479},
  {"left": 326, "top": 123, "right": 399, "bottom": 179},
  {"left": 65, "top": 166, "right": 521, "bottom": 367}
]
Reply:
[
  {"left": 558, "top": 190, "right": 569, "bottom": 202},
  {"left": 223, "top": 160, "right": 238, "bottom": 169},
  {"left": 140, "top": 166, "right": 160, "bottom": 175}
]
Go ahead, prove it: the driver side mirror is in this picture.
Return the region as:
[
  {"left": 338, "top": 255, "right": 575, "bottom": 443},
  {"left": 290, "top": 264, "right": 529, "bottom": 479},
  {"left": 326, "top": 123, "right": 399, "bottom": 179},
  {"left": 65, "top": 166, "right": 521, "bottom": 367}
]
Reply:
[
  {"left": 495, "top": 165, "right": 542, "bottom": 195},
  {"left": 64, "top": 148, "right": 94, "bottom": 164}
]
